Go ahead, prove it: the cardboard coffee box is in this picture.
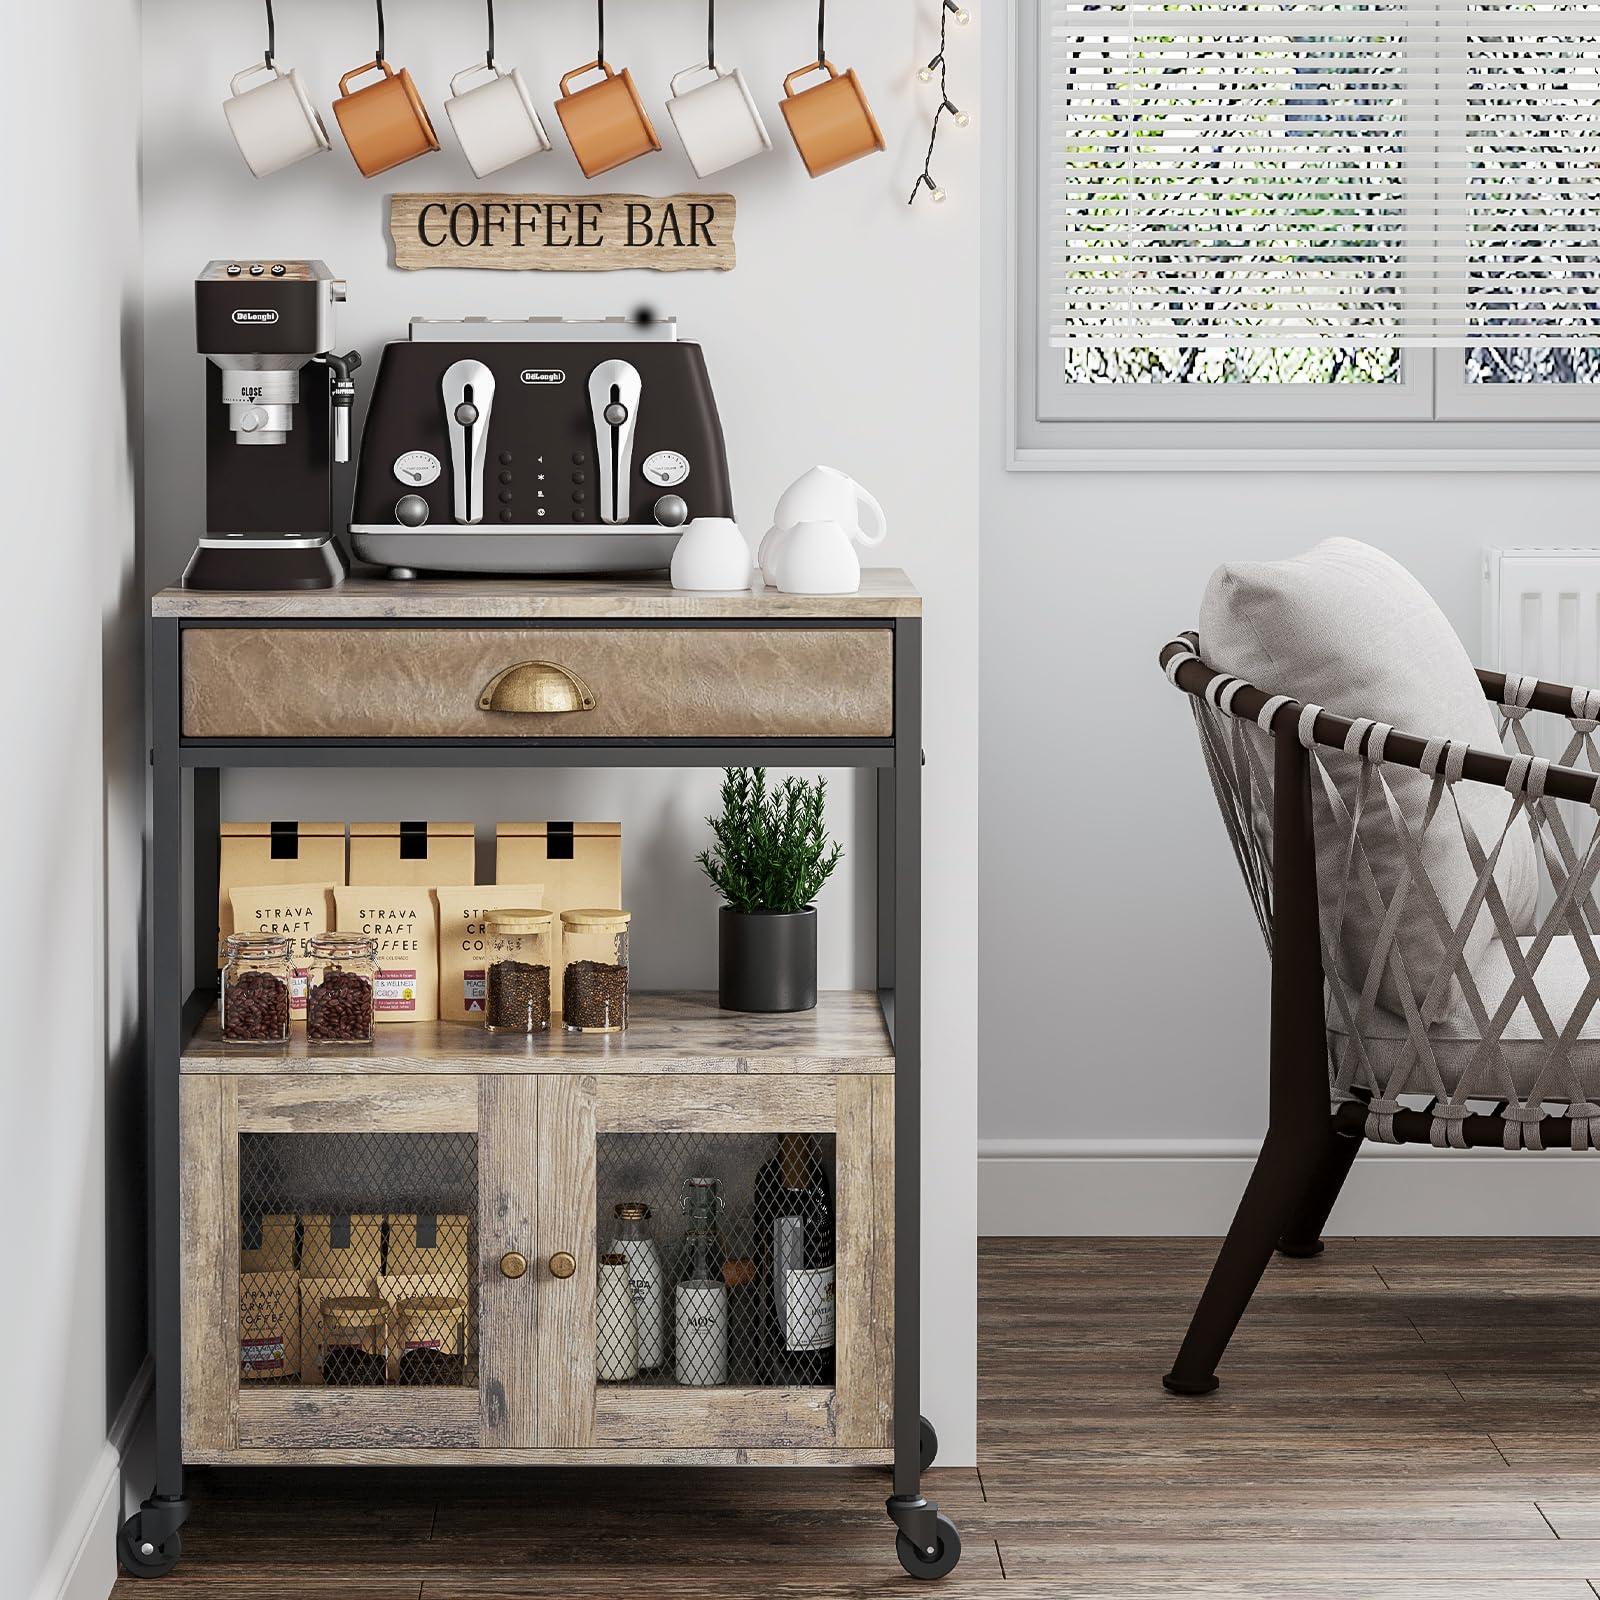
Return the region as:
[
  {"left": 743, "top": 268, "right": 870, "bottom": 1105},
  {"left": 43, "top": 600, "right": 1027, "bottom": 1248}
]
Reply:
[
  {"left": 218, "top": 822, "right": 345, "bottom": 961},
  {"left": 386, "top": 1213, "right": 471, "bottom": 1288},
  {"left": 495, "top": 823, "right": 621, "bottom": 1019},
  {"left": 300, "top": 1213, "right": 383, "bottom": 1281},
  {"left": 350, "top": 822, "right": 475, "bottom": 888},
  {"left": 435, "top": 888, "right": 546, "bottom": 1023},
  {"left": 332, "top": 887, "right": 440, "bottom": 1024},
  {"left": 240, "top": 1212, "right": 296, "bottom": 1275},
  {"left": 239, "top": 1270, "right": 300, "bottom": 1382}
]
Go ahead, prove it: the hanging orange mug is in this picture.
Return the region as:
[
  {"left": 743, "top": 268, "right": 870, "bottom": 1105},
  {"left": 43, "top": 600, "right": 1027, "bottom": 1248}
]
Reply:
[
  {"left": 333, "top": 58, "right": 440, "bottom": 177},
  {"left": 555, "top": 60, "right": 661, "bottom": 179},
  {"left": 780, "top": 59, "right": 885, "bottom": 178}
]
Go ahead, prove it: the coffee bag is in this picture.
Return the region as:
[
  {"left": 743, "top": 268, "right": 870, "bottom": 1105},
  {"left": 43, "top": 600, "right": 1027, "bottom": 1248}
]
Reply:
[
  {"left": 350, "top": 822, "right": 475, "bottom": 887},
  {"left": 333, "top": 886, "right": 440, "bottom": 1023},
  {"left": 435, "top": 887, "right": 545, "bottom": 1022},
  {"left": 229, "top": 883, "right": 335, "bottom": 1020},
  {"left": 218, "top": 822, "right": 344, "bottom": 961}
]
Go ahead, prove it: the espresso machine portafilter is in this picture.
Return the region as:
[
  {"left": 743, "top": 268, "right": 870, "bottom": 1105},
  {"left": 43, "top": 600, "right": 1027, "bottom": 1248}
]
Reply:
[{"left": 180, "top": 260, "right": 360, "bottom": 590}]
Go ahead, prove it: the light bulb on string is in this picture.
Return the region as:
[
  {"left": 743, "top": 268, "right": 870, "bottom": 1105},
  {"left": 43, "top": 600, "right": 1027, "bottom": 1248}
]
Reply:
[
  {"left": 909, "top": 0, "right": 968, "bottom": 208},
  {"left": 945, "top": 1, "right": 970, "bottom": 21},
  {"left": 931, "top": 185, "right": 947, "bottom": 202},
  {"left": 945, "top": 99, "right": 969, "bottom": 127}
]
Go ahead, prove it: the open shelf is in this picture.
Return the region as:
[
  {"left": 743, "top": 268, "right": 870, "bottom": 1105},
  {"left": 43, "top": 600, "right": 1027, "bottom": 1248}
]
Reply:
[{"left": 182, "top": 989, "right": 895, "bottom": 1075}]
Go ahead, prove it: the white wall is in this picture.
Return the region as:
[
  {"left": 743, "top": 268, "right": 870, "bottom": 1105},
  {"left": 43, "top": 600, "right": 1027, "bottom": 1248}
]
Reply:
[
  {"left": 141, "top": 1, "right": 978, "bottom": 1459},
  {"left": 975, "top": 10, "right": 1600, "bottom": 1233},
  {"left": 1, "top": 1, "right": 148, "bottom": 1597}
]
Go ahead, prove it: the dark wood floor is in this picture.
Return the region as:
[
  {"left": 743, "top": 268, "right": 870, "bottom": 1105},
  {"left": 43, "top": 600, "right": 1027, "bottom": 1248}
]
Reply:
[{"left": 117, "top": 1238, "right": 1600, "bottom": 1598}]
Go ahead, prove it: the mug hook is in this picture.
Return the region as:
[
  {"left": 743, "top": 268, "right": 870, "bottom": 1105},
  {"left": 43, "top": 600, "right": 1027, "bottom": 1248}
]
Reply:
[
  {"left": 373, "top": 0, "right": 386, "bottom": 67},
  {"left": 815, "top": 0, "right": 826, "bottom": 67},
  {"left": 707, "top": 0, "right": 717, "bottom": 72},
  {"left": 262, "top": 0, "right": 275, "bottom": 68},
  {"left": 596, "top": 0, "right": 605, "bottom": 66},
  {"left": 485, "top": 0, "right": 496, "bottom": 69}
]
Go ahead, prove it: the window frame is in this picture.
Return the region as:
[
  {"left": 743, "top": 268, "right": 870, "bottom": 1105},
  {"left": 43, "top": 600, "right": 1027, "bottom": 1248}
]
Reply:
[{"left": 1008, "top": 0, "right": 1600, "bottom": 469}]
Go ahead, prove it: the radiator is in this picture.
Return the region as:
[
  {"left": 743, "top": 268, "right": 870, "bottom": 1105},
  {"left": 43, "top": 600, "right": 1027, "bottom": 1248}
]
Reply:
[{"left": 1482, "top": 547, "right": 1600, "bottom": 684}]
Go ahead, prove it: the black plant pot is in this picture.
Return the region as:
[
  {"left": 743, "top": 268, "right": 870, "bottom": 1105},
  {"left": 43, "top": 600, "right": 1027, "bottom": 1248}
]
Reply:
[{"left": 718, "top": 907, "right": 818, "bottom": 1013}]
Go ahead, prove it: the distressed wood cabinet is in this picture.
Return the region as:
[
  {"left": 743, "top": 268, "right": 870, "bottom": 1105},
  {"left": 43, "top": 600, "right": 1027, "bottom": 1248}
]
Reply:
[{"left": 132, "top": 573, "right": 953, "bottom": 1578}]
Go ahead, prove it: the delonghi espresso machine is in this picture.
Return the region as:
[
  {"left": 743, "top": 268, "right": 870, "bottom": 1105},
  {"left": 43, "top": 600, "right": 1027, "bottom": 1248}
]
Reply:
[
  {"left": 350, "top": 316, "right": 734, "bottom": 577},
  {"left": 181, "top": 260, "right": 359, "bottom": 590}
]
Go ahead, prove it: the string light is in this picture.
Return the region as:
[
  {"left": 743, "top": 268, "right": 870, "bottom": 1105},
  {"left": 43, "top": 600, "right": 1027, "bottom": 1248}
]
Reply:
[{"left": 909, "top": 0, "right": 970, "bottom": 207}]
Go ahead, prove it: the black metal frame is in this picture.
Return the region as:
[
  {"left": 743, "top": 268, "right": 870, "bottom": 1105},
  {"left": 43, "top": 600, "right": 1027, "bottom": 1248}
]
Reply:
[
  {"left": 1157, "top": 630, "right": 1600, "bottom": 1397},
  {"left": 131, "top": 613, "right": 943, "bottom": 1571}
]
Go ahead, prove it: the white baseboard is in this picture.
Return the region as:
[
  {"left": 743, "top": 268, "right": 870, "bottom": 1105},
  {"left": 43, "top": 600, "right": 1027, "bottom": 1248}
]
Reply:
[
  {"left": 979, "top": 1138, "right": 1600, "bottom": 1236},
  {"left": 34, "top": 1358, "right": 153, "bottom": 1600}
]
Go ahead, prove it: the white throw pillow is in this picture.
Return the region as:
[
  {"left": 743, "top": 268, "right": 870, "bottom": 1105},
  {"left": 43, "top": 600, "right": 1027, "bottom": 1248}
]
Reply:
[{"left": 1199, "top": 537, "right": 1538, "bottom": 1020}]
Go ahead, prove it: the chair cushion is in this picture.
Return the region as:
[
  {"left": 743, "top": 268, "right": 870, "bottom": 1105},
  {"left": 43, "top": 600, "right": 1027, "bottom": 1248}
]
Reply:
[
  {"left": 1200, "top": 537, "right": 1539, "bottom": 1017},
  {"left": 1328, "top": 934, "right": 1600, "bottom": 1101}
]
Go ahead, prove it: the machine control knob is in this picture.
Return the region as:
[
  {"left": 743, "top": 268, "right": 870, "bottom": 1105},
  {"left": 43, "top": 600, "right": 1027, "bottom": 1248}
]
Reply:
[
  {"left": 226, "top": 263, "right": 242, "bottom": 276},
  {"left": 237, "top": 406, "right": 270, "bottom": 434},
  {"left": 248, "top": 263, "right": 264, "bottom": 275},
  {"left": 331, "top": 279, "right": 348, "bottom": 302},
  {"left": 652, "top": 494, "right": 689, "bottom": 528},
  {"left": 395, "top": 495, "right": 430, "bottom": 527},
  {"left": 454, "top": 401, "right": 480, "bottom": 427},
  {"left": 270, "top": 263, "right": 286, "bottom": 276},
  {"left": 603, "top": 401, "right": 629, "bottom": 427}
]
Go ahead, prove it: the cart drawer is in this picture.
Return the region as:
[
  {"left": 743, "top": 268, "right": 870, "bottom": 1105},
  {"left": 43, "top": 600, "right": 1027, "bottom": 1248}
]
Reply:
[{"left": 181, "top": 626, "right": 893, "bottom": 740}]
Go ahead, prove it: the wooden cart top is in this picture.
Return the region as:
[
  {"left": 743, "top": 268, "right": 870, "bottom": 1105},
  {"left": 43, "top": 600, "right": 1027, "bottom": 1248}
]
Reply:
[{"left": 151, "top": 569, "right": 922, "bottom": 620}]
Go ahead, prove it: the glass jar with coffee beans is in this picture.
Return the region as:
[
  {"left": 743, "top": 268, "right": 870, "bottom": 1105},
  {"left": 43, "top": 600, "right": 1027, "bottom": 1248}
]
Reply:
[
  {"left": 484, "top": 908, "right": 553, "bottom": 1035},
  {"left": 221, "top": 933, "right": 292, "bottom": 1044},
  {"left": 305, "top": 932, "right": 378, "bottom": 1044},
  {"left": 561, "top": 909, "right": 631, "bottom": 1033}
]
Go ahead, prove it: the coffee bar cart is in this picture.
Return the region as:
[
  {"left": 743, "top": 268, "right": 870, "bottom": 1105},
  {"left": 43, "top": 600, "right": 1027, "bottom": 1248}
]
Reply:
[{"left": 124, "top": 569, "right": 959, "bottom": 1580}]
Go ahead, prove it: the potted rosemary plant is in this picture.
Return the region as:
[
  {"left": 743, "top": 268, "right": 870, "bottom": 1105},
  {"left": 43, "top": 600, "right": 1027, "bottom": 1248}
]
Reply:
[{"left": 696, "top": 767, "right": 843, "bottom": 1012}]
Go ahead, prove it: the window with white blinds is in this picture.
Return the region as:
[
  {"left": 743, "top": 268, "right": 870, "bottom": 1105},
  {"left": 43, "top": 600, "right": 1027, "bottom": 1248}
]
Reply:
[{"left": 1048, "top": 0, "right": 1600, "bottom": 351}]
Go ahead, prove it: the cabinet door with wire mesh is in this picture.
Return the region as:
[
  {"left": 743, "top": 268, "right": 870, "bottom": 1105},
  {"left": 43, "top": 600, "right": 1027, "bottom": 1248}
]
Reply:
[
  {"left": 536, "top": 1073, "right": 894, "bottom": 1454},
  {"left": 179, "top": 1074, "right": 536, "bottom": 1459}
]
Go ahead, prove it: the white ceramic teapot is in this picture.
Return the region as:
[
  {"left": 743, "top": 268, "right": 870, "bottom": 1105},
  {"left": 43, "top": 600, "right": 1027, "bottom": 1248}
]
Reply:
[{"left": 759, "top": 466, "right": 887, "bottom": 587}]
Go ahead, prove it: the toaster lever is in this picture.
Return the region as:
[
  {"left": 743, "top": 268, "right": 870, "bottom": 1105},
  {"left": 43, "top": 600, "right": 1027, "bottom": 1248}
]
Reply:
[
  {"left": 588, "top": 359, "right": 642, "bottom": 524},
  {"left": 442, "top": 358, "right": 496, "bottom": 524}
]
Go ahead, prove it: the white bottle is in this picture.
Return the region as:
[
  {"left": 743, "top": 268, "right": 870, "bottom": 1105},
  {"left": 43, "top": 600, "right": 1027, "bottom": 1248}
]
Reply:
[
  {"left": 609, "top": 1201, "right": 665, "bottom": 1369},
  {"left": 597, "top": 1254, "right": 640, "bottom": 1381},
  {"left": 675, "top": 1279, "right": 729, "bottom": 1386}
]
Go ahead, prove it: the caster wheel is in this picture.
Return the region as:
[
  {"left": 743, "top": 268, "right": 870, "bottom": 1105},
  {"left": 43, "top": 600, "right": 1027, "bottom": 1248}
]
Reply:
[
  {"left": 920, "top": 1415, "right": 938, "bottom": 1473},
  {"left": 118, "top": 1518, "right": 182, "bottom": 1579},
  {"left": 896, "top": 1513, "right": 961, "bottom": 1581}
]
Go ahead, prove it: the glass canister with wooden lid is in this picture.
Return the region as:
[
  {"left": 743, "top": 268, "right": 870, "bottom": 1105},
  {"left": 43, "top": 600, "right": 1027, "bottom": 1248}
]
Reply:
[
  {"left": 483, "top": 908, "right": 553, "bottom": 1035},
  {"left": 560, "top": 909, "right": 630, "bottom": 1032}
]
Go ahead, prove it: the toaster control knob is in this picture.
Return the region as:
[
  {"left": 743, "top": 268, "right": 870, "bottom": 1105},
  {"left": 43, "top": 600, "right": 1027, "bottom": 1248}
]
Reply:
[
  {"left": 454, "top": 401, "right": 480, "bottom": 428},
  {"left": 603, "top": 400, "right": 630, "bottom": 427},
  {"left": 395, "top": 495, "right": 430, "bottom": 527},
  {"left": 652, "top": 494, "right": 689, "bottom": 529}
]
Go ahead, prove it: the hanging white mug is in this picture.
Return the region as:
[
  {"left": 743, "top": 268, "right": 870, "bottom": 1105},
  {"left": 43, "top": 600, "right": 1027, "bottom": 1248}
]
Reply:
[
  {"left": 223, "top": 62, "right": 332, "bottom": 178},
  {"left": 445, "top": 62, "right": 552, "bottom": 178},
  {"left": 772, "top": 466, "right": 888, "bottom": 548},
  {"left": 774, "top": 518, "right": 862, "bottom": 596},
  {"left": 665, "top": 62, "right": 772, "bottom": 179}
]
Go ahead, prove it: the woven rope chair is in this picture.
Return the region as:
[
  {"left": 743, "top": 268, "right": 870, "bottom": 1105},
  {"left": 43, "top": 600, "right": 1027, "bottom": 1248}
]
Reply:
[{"left": 1160, "top": 629, "right": 1600, "bottom": 1396}]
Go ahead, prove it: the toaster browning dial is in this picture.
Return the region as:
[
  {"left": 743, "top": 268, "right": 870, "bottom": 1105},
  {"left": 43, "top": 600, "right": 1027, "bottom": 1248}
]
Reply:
[{"left": 643, "top": 450, "right": 690, "bottom": 487}]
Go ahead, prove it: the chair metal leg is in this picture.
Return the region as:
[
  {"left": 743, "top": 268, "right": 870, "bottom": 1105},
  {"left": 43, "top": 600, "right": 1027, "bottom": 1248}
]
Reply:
[
  {"left": 1277, "top": 1127, "right": 1362, "bottom": 1258},
  {"left": 1162, "top": 1129, "right": 1320, "bottom": 1396}
]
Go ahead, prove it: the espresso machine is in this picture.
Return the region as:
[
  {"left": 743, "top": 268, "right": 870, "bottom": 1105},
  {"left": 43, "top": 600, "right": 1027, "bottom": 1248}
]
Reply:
[
  {"left": 349, "top": 316, "right": 734, "bottom": 577},
  {"left": 181, "top": 260, "right": 360, "bottom": 590}
]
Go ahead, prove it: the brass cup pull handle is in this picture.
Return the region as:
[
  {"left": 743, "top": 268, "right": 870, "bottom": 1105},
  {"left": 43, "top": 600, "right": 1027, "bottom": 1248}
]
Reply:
[
  {"left": 499, "top": 1251, "right": 528, "bottom": 1280},
  {"left": 548, "top": 1251, "right": 577, "bottom": 1279},
  {"left": 478, "top": 661, "right": 597, "bottom": 715}
]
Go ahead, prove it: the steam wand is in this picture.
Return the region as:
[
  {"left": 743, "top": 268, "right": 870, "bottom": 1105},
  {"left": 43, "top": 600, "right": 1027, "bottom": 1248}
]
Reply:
[{"left": 315, "top": 349, "right": 362, "bottom": 464}]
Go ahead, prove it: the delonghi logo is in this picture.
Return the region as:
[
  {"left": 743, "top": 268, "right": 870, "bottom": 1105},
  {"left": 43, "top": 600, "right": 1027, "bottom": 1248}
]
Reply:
[
  {"left": 520, "top": 369, "right": 566, "bottom": 386},
  {"left": 232, "top": 309, "right": 280, "bottom": 325}
]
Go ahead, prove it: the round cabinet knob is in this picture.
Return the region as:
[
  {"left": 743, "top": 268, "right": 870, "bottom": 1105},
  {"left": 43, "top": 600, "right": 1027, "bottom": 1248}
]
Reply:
[
  {"left": 454, "top": 401, "right": 479, "bottom": 427},
  {"left": 394, "top": 494, "right": 430, "bottom": 528},
  {"left": 653, "top": 494, "right": 689, "bottom": 529},
  {"left": 548, "top": 1251, "right": 577, "bottom": 1280},
  {"left": 603, "top": 401, "right": 629, "bottom": 427},
  {"left": 499, "top": 1251, "right": 528, "bottom": 1280}
]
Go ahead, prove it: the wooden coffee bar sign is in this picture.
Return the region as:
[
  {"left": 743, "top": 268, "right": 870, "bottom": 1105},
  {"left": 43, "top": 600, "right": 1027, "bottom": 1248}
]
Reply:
[{"left": 390, "top": 193, "right": 736, "bottom": 272}]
